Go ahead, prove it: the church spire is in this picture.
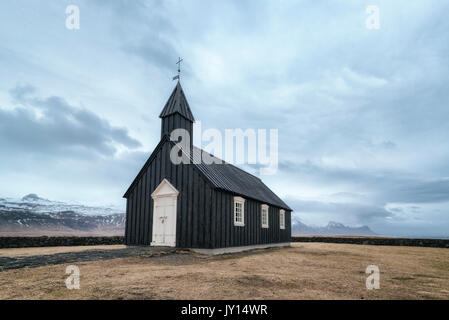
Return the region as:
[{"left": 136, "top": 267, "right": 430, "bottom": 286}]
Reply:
[
  {"left": 159, "top": 81, "right": 195, "bottom": 145},
  {"left": 159, "top": 81, "right": 195, "bottom": 122},
  {"left": 160, "top": 58, "right": 195, "bottom": 144}
]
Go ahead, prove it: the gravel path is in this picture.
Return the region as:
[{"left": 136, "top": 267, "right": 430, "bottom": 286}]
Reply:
[{"left": 0, "top": 246, "right": 178, "bottom": 271}]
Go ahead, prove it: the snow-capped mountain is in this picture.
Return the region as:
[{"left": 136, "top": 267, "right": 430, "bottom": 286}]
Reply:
[
  {"left": 0, "top": 194, "right": 125, "bottom": 236},
  {"left": 1, "top": 194, "right": 377, "bottom": 237},
  {"left": 0, "top": 194, "right": 123, "bottom": 216},
  {"left": 292, "top": 219, "right": 377, "bottom": 236}
]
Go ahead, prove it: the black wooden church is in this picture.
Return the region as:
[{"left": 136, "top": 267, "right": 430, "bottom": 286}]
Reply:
[{"left": 123, "top": 81, "right": 291, "bottom": 253}]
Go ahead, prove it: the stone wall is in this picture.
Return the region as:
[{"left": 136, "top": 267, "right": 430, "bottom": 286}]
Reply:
[
  {"left": 1, "top": 236, "right": 448, "bottom": 249},
  {"left": 0, "top": 236, "right": 124, "bottom": 249},
  {"left": 291, "top": 236, "right": 449, "bottom": 248}
]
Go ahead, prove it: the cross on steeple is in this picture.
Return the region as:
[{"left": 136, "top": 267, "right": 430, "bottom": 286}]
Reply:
[{"left": 173, "top": 57, "right": 183, "bottom": 81}]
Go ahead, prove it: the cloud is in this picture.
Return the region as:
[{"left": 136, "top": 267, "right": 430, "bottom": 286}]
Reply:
[
  {"left": 1, "top": 84, "right": 141, "bottom": 157},
  {"left": 123, "top": 36, "right": 180, "bottom": 72},
  {"left": 279, "top": 159, "right": 449, "bottom": 204},
  {"left": 1, "top": 1, "right": 449, "bottom": 235},
  {"left": 286, "top": 197, "right": 393, "bottom": 223},
  {"left": 278, "top": 157, "right": 449, "bottom": 236},
  {"left": 9, "top": 84, "right": 35, "bottom": 101},
  {"left": 90, "top": 0, "right": 180, "bottom": 72},
  {"left": 392, "top": 178, "right": 449, "bottom": 204},
  {"left": 0, "top": 84, "right": 147, "bottom": 207}
]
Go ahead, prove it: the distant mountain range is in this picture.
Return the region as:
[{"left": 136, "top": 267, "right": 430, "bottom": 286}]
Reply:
[
  {"left": 1, "top": 194, "right": 377, "bottom": 237},
  {"left": 0, "top": 194, "right": 125, "bottom": 236},
  {"left": 292, "top": 219, "right": 377, "bottom": 236}
]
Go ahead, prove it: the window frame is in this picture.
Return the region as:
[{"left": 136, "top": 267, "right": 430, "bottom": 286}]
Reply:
[
  {"left": 233, "top": 196, "right": 245, "bottom": 227},
  {"left": 261, "top": 204, "right": 269, "bottom": 228},
  {"left": 280, "top": 209, "right": 285, "bottom": 229}
]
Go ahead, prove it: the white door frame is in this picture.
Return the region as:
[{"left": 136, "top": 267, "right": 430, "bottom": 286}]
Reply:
[{"left": 150, "top": 179, "right": 179, "bottom": 247}]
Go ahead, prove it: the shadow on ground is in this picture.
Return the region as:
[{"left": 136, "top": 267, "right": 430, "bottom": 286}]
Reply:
[{"left": 0, "top": 247, "right": 177, "bottom": 271}]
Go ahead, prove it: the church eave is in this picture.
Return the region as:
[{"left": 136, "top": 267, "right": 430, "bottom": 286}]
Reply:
[{"left": 159, "top": 110, "right": 195, "bottom": 122}]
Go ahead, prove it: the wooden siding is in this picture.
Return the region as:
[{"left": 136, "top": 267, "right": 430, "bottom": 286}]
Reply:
[
  {"left": 161, "top": 113, "right": 193, "bottom": 142},
  {"left": 125, "top": 139, "right": 211, "bottom": 247},
  {"left": 125, "top": 139, "right": 291, "bottom": 248},
  {"left": 210, "top": 190, "right": 291, "bottom": 248}
]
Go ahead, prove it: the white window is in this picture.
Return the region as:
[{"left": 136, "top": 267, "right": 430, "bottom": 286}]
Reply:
[
  {"left": 280, "top": 209, "right": 285, "bottom": 229},
  {"left": 261, "top": 204, "right": 269, "bottom": 228},
  {"left": 234, "top": 197, "right": 245, "bottom": 226}
]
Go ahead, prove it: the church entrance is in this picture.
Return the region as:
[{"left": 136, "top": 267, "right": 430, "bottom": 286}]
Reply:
[{"left": 151, "top": 179, "right": 179, "bottom": 247}]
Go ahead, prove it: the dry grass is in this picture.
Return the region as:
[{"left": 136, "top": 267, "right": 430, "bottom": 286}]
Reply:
[
  {"left": 0, "top": 243, "right": 448, "bottom": 300},
  {"left": 0, "top": 245, "right": 126, "bottom": 258}
]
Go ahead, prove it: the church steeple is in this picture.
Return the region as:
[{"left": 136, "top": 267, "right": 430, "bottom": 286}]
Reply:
[
  {"left": 159, "top": 81, "right": 195, "bottom": 122},
  {"left": 159, "top": 81, "right": 195, "bottom": 145}
]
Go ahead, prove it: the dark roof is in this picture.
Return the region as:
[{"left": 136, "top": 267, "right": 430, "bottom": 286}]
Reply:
[
  {"left": 159, "top": 81, "right": 195, "bottom": 122},
  {"left": 191, "top": 147, "right": 291, "bottom": 210},
  {"left": 123, "top": 137, "right": 291, "bottom": 210}
]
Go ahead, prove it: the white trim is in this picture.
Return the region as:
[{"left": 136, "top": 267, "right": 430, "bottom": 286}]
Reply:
[
  {"left": 280, "top": 209, "right": 285, "bottom": 229},
  {"left": 191, "top": 243, "right": 291, "bottom": 255},
  {"left": 233, "top": 196, "right": 245, "bottom": 227},
  {"left": 151, "top": 178, "right": 179, "bottom": 199},
  {"left": 261, "top": 204, "right": 269, "bottom": 228},
  {"left": 150, "top": 179, "right": 179, "bottom": 247}
]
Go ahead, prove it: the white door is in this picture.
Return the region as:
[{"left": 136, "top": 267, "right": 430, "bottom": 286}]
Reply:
[
  {"left": 152, "top": 196, "right": 176, "bottom": 246},
  {"left": 151, "top": 179, "right": 179, "bottom": 247}
]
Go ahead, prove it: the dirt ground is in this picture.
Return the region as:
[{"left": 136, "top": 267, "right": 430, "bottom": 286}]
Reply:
[{"left": 0, "top": 243, "right": 448, "bottom": 300}]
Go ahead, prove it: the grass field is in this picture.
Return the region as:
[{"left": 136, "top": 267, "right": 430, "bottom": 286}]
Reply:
[{"left": 0, "top": 243, "right": 448, "bottom": 300}]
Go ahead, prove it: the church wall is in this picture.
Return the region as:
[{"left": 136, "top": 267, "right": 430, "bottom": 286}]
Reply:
[
  {"left": 125, "top": 140, "right": 291, "bottom": 248},
  {"left": 210, "top": 190, "right": 291, "bottom": 248},
  {"left": 125, "top": 140, "right": 212, "bottom": 248}
]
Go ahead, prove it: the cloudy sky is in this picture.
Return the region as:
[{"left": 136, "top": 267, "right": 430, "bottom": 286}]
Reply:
[{"left": 1, "top": 0, "right": 448, "bottom": 237}]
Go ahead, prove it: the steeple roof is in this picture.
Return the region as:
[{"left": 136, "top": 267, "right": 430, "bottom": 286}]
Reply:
[{"left": 159, "top": 81, "right": 195, "bottom": 122}]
